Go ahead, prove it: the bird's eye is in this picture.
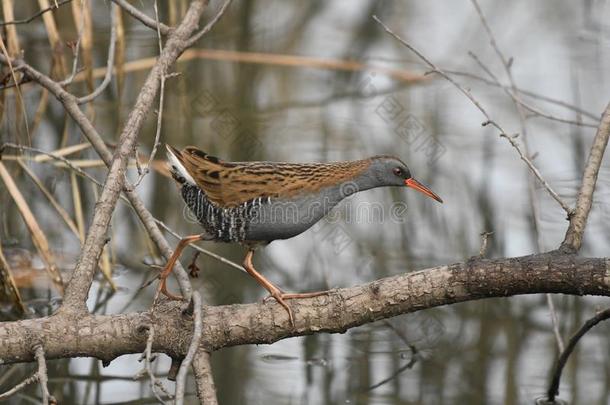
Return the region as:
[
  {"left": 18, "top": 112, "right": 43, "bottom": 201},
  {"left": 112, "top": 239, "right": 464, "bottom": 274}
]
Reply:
[{"left": 393, "top": 167, "right": 403, "bottom": 176}]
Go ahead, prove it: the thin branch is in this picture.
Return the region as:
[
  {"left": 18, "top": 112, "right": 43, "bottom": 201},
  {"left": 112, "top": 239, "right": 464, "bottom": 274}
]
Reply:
[
  {"left": 110, "top": 0, "right": 171, "bottom": 35},
  {"left": 155, "top": 219, "right": 245, "bottom": 273},
  {"left": 478, "top": 231, "right": 493, "bottom": 257},
  {"left": 468, "top": 0, "right": 595, "bottom": 131},
  {"left": 561, "top": 102, "right": 610, "bottom": 252},
  {"left": 373, "top": 15, "right": 573, "bottom": 216},
  {"left": 546, "top": 294, "right": 564, "bottom": 352},
  {"left": 61, "top": 0, "right": 86, "bottom": 86},
  {"left": 133, "top": 1, "right": 168, "bottom": 188},
  {"left": 2, "top": 143, "right": 103, "bottom": 188},
  {"left": 546, "top": 308, "right": 610, "bottom": 402},
  {"left": 446, "top": 68, "right": 599, "bottom": 121},
  {"left": 76, "top": 3, "right": 118, "bottom": 104},
  {"left": 34, "top": 346, "right": 53, "bottom": 405},
  {"left": 365, "top": 320, "right": 419, "bottom": 392},
  {"left": 142, "top": 326, "right": 172, "bottom": 404},
  {"left": 185, "top": 0, "right": 233, "bottom": 47},
  {"left": 0, "top": 374, "right": 39, "bottom": 401},
  {"left": 0, "top": 0, "right": 72, "bottom": 26},
  {"left": 175, "top": 292, "right": 204, "bottom": 405}
]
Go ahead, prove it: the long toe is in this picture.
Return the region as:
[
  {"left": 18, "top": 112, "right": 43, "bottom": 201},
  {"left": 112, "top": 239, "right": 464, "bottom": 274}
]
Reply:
[
  {"left": 269, "top": 292, "right": 295, "bottom": 326},
  {"left": 280, "top": 290, "right": 330, "bottom": 300}
]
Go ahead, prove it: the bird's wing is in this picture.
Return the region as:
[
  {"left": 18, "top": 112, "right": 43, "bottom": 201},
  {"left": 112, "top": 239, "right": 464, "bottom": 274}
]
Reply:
[{"left": 175, "top": 146, "right": 371, "bottom": 207}]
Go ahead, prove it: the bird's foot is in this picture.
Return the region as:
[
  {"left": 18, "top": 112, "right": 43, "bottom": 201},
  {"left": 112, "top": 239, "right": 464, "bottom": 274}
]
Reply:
[
  {"left": 187, "top": 251, "right": 202, "bottom": 278},
  {"left": 266, "top": 289, "right": 295, "bottom": 327},
  {"left": 263, "top": 289, "right": 330, "bottom": 303},
  {"left": 263, "top": 289, "right": 331, "bottom": 327}
]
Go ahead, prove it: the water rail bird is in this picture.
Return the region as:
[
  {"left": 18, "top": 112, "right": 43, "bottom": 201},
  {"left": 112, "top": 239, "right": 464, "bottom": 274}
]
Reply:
[{"left": 160, "top": 145, "right": 443, "bottom": 325}]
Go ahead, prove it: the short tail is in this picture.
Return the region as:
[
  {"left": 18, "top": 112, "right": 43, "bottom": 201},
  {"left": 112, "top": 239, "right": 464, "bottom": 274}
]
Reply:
[{"left": 165, "top": 144, "right": 196, "bottom": 185}]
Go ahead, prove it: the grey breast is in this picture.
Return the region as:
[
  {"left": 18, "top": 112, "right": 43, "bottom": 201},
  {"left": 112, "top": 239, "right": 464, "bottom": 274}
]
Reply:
[{"left": 245, "top": 182, "right": 351, "bottom": 242}]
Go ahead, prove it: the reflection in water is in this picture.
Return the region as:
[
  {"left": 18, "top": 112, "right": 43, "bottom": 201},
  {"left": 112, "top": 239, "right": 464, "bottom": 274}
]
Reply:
[{"left": 1, "top": 0, "right": 610, "bottom": 404}]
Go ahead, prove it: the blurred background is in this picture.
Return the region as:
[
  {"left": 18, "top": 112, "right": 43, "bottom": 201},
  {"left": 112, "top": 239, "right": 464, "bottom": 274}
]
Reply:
[{"left": 1, "top": 0, "right": 610, "bottom": 403}]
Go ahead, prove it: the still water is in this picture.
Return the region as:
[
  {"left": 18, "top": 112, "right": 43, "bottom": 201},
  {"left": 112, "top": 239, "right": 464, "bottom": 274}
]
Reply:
[{"left": 1, "top": 0, "right": 610, "bottom": 404}]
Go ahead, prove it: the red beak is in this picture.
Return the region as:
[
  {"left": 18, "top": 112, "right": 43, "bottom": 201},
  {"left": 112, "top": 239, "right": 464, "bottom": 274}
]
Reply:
[{"left": 405, "top": 178, "right": 443, "bottom": 203}]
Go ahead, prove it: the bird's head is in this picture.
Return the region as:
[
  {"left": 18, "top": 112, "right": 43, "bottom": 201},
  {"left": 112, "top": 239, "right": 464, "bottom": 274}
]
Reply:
[{"left": 368, "top": 156, "right": 443, "bottom": 203}]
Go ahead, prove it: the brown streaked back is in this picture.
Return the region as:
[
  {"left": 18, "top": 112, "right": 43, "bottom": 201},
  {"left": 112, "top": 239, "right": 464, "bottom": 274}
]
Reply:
[{"left": 171, "top": 146, "right": 373, "bottom": 207}]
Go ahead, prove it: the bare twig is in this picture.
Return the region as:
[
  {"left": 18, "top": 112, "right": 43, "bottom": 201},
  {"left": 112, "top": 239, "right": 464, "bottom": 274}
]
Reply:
[
  {"left": 142, "top": 326, "right": 172, "bottom": 404},
  {"left": 365, "top": 320, "right": 419, "bottom": 392},
  {"left": 61, "top": 0, "right": 86, "bottom": 86},
  {"left": 110, "top": 0, "right": 171, "bottom": 34},
  {"left": 446, "top": 68, "right": 599, "bottom": 121},
  {"left": 133, "top": 1, "right": 167, "bottom": 188},
  {"left": 155, "top": 219, "right": 245, "bottom": 273},
  {"left": 478, "top": 231, "right": 493, "bottom": 257},
  {"left": 468, "top": 0, "right": 595, "bottom": 130},
  {"left": 186, "top": 0, "right": 233, "bottom": 47},
  {"left": 373, "top": 15, "right": 573, "bottom": 216},
  {"left": 34, "top": 346, "right": 54, "bottom": 405},
  {"left": 175, "top": 292, "right": 204, "bottom": 405},
  {"left": 0, "top": 0, "right": 72, "bottom": 26},
  {"left": 467, "top": 51, "right": 595, "bottom": 129},
  {"left": 546, "top": 308, "right": 610, "bottom": 402},
  {"left": 76, "top": 3, "right": 118, "bottom": 104},
  {"left": 0, "top": 373, "right": 39, "bottom": 400},
  {"left": 2, "top": 143, "right": 103, "bottom": 188},
  {"left": 546, "top": 294, "right": 564, "bottom": 352},
  {"left": 561, "top": 102, "right": 610, "bottom": 252}
]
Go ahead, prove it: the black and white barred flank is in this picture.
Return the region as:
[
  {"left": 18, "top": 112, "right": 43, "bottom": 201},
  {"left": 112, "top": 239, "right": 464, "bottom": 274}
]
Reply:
[
  {"left": 181, "top": 183, "right": 270, "bottom": 243},
  {"left": 168, "top": 146, "right": 272, "bottom": 242}
]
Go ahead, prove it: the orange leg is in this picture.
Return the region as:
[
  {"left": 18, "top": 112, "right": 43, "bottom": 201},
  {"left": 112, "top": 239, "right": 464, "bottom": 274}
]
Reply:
[
  {"left": 157, "top": 234, "right": 204, "bottom": 300},
  {"left": 242, "top": 249, "right": 330, "bottom": 326}
]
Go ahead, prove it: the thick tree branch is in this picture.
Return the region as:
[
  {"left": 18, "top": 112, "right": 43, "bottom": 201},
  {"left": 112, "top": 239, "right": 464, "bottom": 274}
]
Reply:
[
  {"left": 561, "top": 102, "right": 610, "bottom": 252},
  {"left": 0, "top": 253, "right": 607, "bottom": 365}
]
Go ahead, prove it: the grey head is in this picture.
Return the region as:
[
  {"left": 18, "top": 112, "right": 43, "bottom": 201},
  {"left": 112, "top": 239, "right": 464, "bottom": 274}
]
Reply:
[{"left": 353, "top": 156, "right": 443, "bottom": 203}]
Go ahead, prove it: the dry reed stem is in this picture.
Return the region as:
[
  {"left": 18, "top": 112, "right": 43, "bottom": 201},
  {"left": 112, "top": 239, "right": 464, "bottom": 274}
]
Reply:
[
  {"left": 0, "top": 162, "right": 63, "bottom": 288},
  {"left": 0, "top": 31, "right": 29, "bottom": 143},
  {"left": 16, "top": 158, "right": 81, "bottom": 238},
  {"left": 0, "top": 243, "right": 26, "bottom": 315},
  {"left": 37, "top": 0, "right": 67, "bottom": 78},
  {"left": 115, "top": 4, "right": 125, "bottom": 100},
  {"left": 49, "top": 48, "right": 427, "bottom": 85},
  {"left": 70, "top": 171, "right": 86, "bottom": 242},
  {"left": 71, "top": 0, "right": 93, "bottom": 92},
  {"left": 1, "top": 0, "right": 21, "bottom": 56}
]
